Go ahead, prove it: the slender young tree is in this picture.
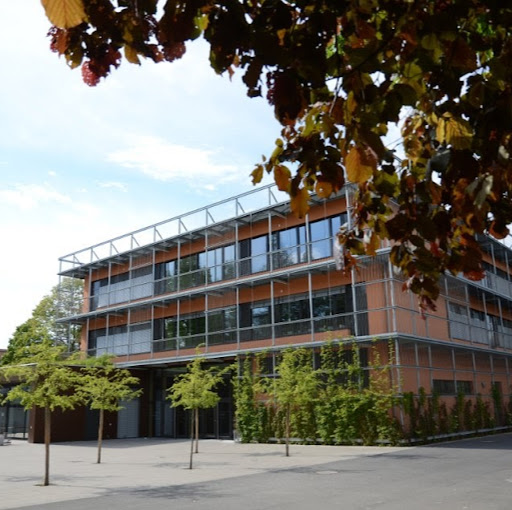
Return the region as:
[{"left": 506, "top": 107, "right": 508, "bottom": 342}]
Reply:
[
  {"left": 266, "top": 348, "right": 318, "bottom": 457},
  {"left": 78, "top": 355, "right": 142, "bottom": 464},
  {"left": 1, "top": 341, "right": 81, "bottom": 486},
  {"left": 167, "top": 354, "right": 229, "bottom": 469}
]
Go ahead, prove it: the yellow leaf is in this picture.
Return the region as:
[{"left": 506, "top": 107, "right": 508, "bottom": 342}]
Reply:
[
  {"left": 290, "top": 187, "right": 310, "bottom": 218},
  {"left": 124, "top": 45, "right": 140, "bottom": 65},
  {"left": 445, "top": 116, "right": 473, "bottom": 150},
  {"left": 315, "top": 180, "right": 333, "bottom": 198},
  {"left": 436, "top": 117, "right": 446, "bottom": 145},
  {"left": 251, "top": 164, "right": 264, "bottom": 185},
  {"left": 274, "top": 165, "right": 291, "bottom": 192},
  {"left": 41, "top": 0, "right": 87, "bottom": 29},
  {"left": 345, "top": 145, "right": 376, "bottom": 184},
  {"left": 403, "top": 62, "right": 422, "bottom": 81},
  {"left": 366, "top": 231, "right": 380, "bottom": 256},
  {"left": 277, "top": 29, "right": 287, "bottom": 46},
  {"left": 421, "top": 34, "right": 439, "bottom": 51},
  {"left": 347, "top": 92, "right": 357, "bottom": 114}
]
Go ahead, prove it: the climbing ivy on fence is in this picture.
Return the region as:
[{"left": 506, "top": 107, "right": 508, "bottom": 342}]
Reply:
[{"left": 233, "top": 342, "right": 512, "bottom": 446}]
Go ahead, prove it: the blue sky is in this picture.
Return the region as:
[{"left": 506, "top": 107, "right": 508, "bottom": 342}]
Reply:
[{"left": 0, "top": 3, "right": 281, "bottom": 348}]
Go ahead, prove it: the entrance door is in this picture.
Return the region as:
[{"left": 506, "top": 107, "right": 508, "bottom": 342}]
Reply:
[{"left": 117, "top": 398, "right": 140, "bottom": 438}]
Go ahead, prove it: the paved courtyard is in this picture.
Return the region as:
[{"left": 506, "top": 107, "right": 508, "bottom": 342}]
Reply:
[{"left": 1, "top": 434, "right": 512, "bottom": 509}]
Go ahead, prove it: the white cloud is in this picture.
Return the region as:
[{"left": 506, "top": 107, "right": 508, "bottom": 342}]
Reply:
[
  {"left": 107, "top": 135, "right": 239, "bottom": 187},
  {"left": 97, "top": 181, "right": 128, "bottom": 192},
  {"left": 48, "top": 171, "right": 57, "bottom": 177},
  {"left": 0, "top": 183, "right": 71, "bottom": 210}
]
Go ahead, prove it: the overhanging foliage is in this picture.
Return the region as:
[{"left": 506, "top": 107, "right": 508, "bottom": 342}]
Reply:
[{"left": 40, "top": 1, "right": 512, "bottom": 310}]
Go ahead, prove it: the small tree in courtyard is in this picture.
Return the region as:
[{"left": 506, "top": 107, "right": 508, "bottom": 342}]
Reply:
[
  {"left": 1, "top": 341, "right": 81, "bottom": 486},
  {"left": 167, "top": 353, "right": 229, "bottom": 469},
  {"left": 78, "top": 355, "right": 142, "bottom": 464},
  {"left": 266, "top": 348, "right": 318, "bottom": 457}
]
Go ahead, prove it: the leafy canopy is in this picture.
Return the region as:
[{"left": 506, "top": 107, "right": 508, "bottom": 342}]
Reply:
[
  {"left": 41, "top": 0, "right": 512, "bottom": 310},
  {"left": 1, "top": 278, "right": 83, "bottom": 366},
  {"left": 78, "top": 354, "right": 141, "bottom": 412},
  {"left": 2, "top": 341, "right": 82, "bottom": 412},
  {"left": 167, "top": 355, "right": 227, "bottom": 411}
]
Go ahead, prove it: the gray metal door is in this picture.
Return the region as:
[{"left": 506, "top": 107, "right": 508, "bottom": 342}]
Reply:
[{"left": 117, "top": 398, "right": 140, "bottom": 438}]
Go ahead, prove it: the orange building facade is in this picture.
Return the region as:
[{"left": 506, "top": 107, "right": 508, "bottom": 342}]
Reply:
[{"left": 57, "top": 184, "right": 512, "bottom": 439}]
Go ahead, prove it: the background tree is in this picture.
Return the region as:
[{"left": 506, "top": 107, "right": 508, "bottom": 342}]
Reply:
[
  {"left": 77, "top": 355, "right": 142, "bottom": 464},
  {"left": 39, "top": 1, "right": 512, "bottom": 310},
  {"left": 1, "top": 341, "right": 81, "bottom": 486},
  {"left": 1, "top": 278, "right": 84, "bottom": 366},
  {"left": 167, "top": 354, "right": 229, "bottom": 469},
  {"left": 265, "top": 347, "right": 318, "bottom": 456}
]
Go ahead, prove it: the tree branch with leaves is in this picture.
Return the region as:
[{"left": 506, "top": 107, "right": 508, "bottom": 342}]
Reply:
[{"left": 39, "top": 1, "right": 512, "bottom": 310}]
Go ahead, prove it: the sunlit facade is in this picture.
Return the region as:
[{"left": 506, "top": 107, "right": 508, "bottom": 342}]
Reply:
[{"left": 57, "top": 183, "right": 512, "bottom": 439}]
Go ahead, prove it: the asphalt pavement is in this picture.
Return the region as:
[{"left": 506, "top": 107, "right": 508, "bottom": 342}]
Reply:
[{"left": 1, "top": 434, "right": 511, "bottom": 509}]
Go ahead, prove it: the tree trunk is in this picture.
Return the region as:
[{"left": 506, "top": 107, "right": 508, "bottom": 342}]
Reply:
[
  {"left": 43, "top": 407, "right": 51, "bottom": 486},
  {"left": 195, "top": 407, "right": 199, "bottom": 454},
  {"left": 285, "top": 405, "right": 290, "bottom": 457},
  {"left": 97, "top": 409, "right": 104, "bottom": 464},
  {"left": 189, "top": 409, "right": 194, "bottom": 470}
]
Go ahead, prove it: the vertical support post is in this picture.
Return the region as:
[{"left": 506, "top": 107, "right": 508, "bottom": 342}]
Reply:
[
  {"left": 176, "top": 297, "right": 181, "bottom": 356},
  {"left": 306, "top": 271, "right": 314, "bottom": 343},
  {"left": 388, "top": 258, "right": 398, "bottom": 335},
  {"left": 452, "top": 347, "right": 457, "bottom": 393},
  {"left": 205, "top": 292, "right": 209, "bottom": 353},
  {"left": 270, "top": 280, "right": 276, "bottom": 347},
  {"left": 472, "top": 351, "right": 477, "bottom": 398},
  {"left": 414, "top": 341, "right": 420, "bottom": 393},
  {"left": 236, "top": 287, "right": 240, "bottom": 350},
  {"left": 177, "top": 240, "right": 181, "bottom": 293},
  {"left": 394, "top": 337, "right": 404, "bottom": 427},
  {"left": 268, "top": 211, "right": 273, "bottom": 272},
  {"left": 127, "top": 308, "right": 132, "bottom": 359},
  {"left": 151, "top": 303, "right": 155, "bottom": 357},
  {"left": 428, "top": 344, "right": 433, "bottom": 390}
]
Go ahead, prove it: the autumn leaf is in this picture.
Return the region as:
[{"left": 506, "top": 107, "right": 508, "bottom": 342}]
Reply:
[
  {"left": 437, "top": 114, "right": 473, "bottom": 150},
  {"left": 445, "top": 116, "right": 473, "bottom": 150},
  {"left": 274, "top": 165, "right": 291, "bottom": 192},
  {"left": 315, "top": 179, "right": 333, "bottom": 198},
  {"left": 366, "top": 231, "right": 380, "bottom": 256},
  {"left": 124, "top": 46, "right": 140, "bottom": 65},
  {"left": 290, "top": 187, "right": 309, "bottom": 218},
  {"left": 489, "top": 220, "right": 509, "bottom": 240},
  {"left": 251, "top": 164, "right": 264, "bottom": 185},
  {"left": 41, "top": 0, "right": 87, "bottom": 29},
  {"left": 345, "top": 145, "right": 376, "bottom": 184}
]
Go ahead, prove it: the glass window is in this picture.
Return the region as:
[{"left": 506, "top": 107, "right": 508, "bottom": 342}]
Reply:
[
  {"left": 165, "top": 318, "right": 177, "bottom": 339},
  {"left": 198, "top": 252, "right": 207, "bottom": 269},
  {"left": 208, "top": 311, "right": 224, "bottom": 332},
  {"left": 207, "top": 306, "right": 236, "bottom": 333},
  {"left": 310, "top": 218, "right": 330, "bottom": 242},
  {"left": 251, "top": 235, "right": 268, "bottom": 273},
  {"left": 279, "top": 228, "right": 297, "bottom": 249},
  {"left": 252, "top": 305, "right": 270, "bottom": 326},
  {"left": 275, "top": 296, "right": 309, "bottom": 323},
  {"left": 312, "top": 295, "right": 330, "bottom": 317},
  {"left": 224, "top": 244, "right": 235, "bottom": 262},
  {"left": 432, "top": 379, "right": 456, "bottom": 395}
]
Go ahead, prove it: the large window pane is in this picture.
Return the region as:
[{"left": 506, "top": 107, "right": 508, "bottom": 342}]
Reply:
[{"left": 252, "top": 305, "right": 270, "bottom": 325}]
